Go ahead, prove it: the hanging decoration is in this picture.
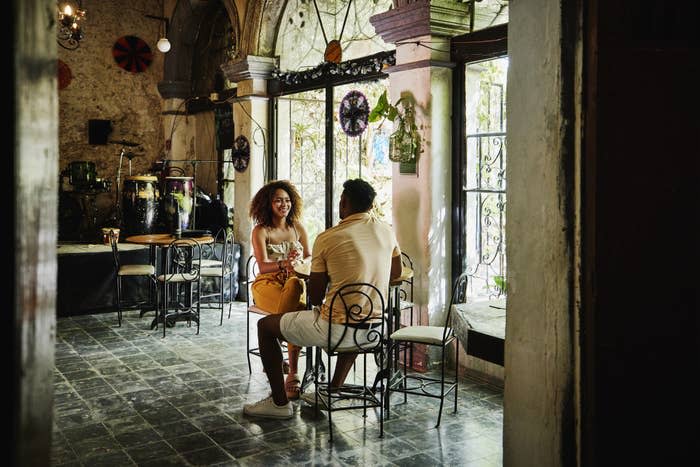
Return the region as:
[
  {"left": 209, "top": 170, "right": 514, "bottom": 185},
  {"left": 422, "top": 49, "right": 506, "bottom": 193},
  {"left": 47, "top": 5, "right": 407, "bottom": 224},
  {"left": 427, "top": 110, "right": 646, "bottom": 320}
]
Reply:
[
  {"left": 312, "top": 0, "right": 353, "bottom": 64},
  {"left": 112, "top": 36, "right": 153, "bottom": 73},
  {"left": 339, "top": 90, "right": 370, "bottom": 137},
  {"left": 232, "top": 136, "right": 250, "bottom": 172},
  {"left": 58, "top": 60, "right": 73, "bottom": 90},
  {"left": 272, "top": 51, "right": 395, "bottom": 88},
  {"left": 369, "top": 90, "right": 422, "bottom": 164},
  {"left": 388, "top": 104, "right": 421, "bottom": 163}
]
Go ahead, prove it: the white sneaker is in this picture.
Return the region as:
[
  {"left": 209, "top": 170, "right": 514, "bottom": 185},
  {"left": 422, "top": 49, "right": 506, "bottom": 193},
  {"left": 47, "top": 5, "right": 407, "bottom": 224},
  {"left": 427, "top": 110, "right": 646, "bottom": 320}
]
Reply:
[{"left": 243, "top": 395, "right": 293, "bottom": 419}]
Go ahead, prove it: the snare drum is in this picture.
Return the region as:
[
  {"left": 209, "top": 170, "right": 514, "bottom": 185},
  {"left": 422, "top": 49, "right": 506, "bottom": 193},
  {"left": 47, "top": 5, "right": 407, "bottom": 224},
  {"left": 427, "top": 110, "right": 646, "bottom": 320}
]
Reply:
[
  {"left": 163, "top": 176, "right": 194, "bottom": 232},
  {"left": 122, "top": 175, "right": 160, "bottom": 235}
]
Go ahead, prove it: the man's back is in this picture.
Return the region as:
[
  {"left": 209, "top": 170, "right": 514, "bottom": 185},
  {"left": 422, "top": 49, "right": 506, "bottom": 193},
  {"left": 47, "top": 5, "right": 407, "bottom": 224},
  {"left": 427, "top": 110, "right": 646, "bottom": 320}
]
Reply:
[{"left": 311, "top": 212, "right": 399, "bottom": 322}]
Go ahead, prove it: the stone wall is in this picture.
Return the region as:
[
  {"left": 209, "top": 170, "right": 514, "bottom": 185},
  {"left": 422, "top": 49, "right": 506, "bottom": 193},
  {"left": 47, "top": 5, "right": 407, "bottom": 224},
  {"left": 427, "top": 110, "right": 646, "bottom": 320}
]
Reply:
[{"left": 58, "top": 0, "right": 165, "bottom": 231}]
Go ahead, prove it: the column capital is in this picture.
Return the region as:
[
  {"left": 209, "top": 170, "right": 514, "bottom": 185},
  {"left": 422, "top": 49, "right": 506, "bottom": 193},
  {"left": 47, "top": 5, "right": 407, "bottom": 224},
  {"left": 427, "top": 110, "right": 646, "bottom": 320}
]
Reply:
[
  {"left": 370, "top": 0, "right": 471, "bottom": 44},
  {"left": 221, "top": 55, "right": 276, "bottom": 83}
]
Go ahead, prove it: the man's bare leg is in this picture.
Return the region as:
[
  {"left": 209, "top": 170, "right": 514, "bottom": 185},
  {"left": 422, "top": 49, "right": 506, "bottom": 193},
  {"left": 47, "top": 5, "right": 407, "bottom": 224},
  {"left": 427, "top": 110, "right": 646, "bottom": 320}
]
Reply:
[{"left": 331, "top": 353, "right": 358, "bottom": 388}]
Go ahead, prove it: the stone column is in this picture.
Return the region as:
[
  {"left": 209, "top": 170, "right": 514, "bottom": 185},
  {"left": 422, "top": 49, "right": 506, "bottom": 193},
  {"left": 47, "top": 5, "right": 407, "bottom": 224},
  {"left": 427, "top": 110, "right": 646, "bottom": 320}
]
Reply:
[
  {"left": 371, "top": 1, "right": 470, "bottom": 369},
  {"left": 221, "top": 55, "right": 275, "bottom": 264}
]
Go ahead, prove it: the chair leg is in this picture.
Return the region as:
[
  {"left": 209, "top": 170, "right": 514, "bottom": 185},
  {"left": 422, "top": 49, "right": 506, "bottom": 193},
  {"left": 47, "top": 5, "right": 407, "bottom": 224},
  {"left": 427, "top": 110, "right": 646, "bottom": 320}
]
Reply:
[
  {"left": 454, "top": 339, "right": 459, "bottom": 414},
  {"left": 402, "top": 343, "right": 408, "bottom": 404},
  {"left": 116, "top": 275, "right": 122, "bottom": 326},
  {"left": 219, "top": 277, "right": 224, "bottom": 326},
  {"left": 436, "top": 345, "right": 446, "bottom": 428},
  {"left": 378, "top": 350, "right": 384, "bottom": 438},
  {"left": 162, "top": 282, "right": 168, "bottom": 338},
  {"left": 195, "top": 288, "right": 200, "bottom": 335},
  {"left": 227, "top": 275, "right": 234, "bottom": 320},
  {"left": 246, "top": 308, "right": 252, "bottom": 373}
]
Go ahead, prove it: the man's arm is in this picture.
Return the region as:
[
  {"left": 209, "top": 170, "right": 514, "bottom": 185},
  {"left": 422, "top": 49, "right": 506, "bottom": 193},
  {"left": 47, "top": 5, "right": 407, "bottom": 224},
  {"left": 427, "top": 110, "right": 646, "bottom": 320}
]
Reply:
[
  {"left": 308, "top": 271, "right": 329, "bottom": 306},
  {"left": 390, "top": 254, "right": 402, "bottom": 283}
]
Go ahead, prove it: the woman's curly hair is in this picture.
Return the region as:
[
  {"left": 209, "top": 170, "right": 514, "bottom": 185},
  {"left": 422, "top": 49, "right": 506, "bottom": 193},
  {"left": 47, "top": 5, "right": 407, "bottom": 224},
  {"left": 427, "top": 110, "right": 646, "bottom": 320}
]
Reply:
[{"left": 249, "top": 180, "right": 303, "bottom": 227}]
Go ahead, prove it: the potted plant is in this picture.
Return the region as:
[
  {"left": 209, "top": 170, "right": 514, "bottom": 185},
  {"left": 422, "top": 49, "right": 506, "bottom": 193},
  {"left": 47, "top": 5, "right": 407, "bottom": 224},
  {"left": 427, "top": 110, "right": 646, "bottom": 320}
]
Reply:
[{"left": 369, "top": 90, "right": 421, "bottom": 163}]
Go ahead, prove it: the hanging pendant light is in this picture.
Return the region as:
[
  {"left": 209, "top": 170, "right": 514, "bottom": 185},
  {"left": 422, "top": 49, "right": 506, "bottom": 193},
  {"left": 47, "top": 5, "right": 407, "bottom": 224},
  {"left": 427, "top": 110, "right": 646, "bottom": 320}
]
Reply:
[
  {"left": 157, "top": 37, "right": 171, "bottom": 53},
  {"left": 57, "top": 1, "right": 86, "bottom": 50},
  {"left": 145, "top": 14, "right": 171, "bottom": 53}
]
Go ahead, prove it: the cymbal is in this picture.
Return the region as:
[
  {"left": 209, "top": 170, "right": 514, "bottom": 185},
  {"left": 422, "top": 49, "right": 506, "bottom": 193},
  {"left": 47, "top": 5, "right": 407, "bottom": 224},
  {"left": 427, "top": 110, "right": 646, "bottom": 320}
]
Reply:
[
  {"left": 109, "top": 139, "right": 140, "bottom": 147},
  {"left": 123, "top": 152, "right": 144, "bottom": 160}
]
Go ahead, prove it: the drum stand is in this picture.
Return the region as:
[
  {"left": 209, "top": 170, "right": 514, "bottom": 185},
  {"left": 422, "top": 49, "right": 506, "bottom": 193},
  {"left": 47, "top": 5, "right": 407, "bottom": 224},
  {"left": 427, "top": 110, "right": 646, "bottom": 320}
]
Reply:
[{"left": 112, "top": 143, "right": 141, "bottom": 228}]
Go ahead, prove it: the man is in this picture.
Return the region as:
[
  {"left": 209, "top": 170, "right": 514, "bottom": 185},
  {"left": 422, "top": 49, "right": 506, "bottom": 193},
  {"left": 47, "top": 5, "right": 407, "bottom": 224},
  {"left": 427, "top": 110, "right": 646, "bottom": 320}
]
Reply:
[{"left": 243, "top": 178, "right": 402, "bottom": 419}]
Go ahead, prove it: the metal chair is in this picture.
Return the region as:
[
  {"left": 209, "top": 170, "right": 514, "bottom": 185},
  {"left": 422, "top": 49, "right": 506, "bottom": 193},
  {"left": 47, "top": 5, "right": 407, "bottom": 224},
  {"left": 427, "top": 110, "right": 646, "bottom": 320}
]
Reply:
[
  {"left": 156, "top": 237, "right": 202, "bottom": 337},
  {"left": 199, "top": 228, "right": 236, "bottom": 325},
  {"left": 309, "top": 282, "right": 387, "bottom": 442},
  {"left": 244, "top": 255, "right": 308, "bottom": 374},
  {"left": 386, "top": 271, "right": 468, "bottom": 427},
  {"left": 397, "top": 252, "right": 416, "bottom": 364},
  {"left": 109, "top": 229, "right": 156, "bottom": 326}
]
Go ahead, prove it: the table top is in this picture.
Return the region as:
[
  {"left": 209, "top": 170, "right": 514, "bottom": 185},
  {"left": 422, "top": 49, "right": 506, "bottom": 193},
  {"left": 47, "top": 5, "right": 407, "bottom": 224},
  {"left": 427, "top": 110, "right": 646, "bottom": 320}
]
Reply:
[
  {"left": 452, "top": 298, "right": 506, "bottom": 339},
  {"left": 125, "top": 233, "right": 214, "bottom": 246},
  {"left": 292, "top": 258, "right": 312, "bottom": 278},
  {"left": 57, "top": 242, "right": 147, "bottom": 255}
]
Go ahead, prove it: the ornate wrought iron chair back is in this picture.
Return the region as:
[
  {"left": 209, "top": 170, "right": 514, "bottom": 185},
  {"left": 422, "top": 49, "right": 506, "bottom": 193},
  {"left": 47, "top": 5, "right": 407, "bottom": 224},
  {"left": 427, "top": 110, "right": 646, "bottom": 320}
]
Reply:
[
  {"left": 243, "top": 255, "right": 298, "bottom": 374},
  {"left": 386, "top": 271, "right": 469, "bottom": 428},
  {"left": 158, "top": 237, "right": 202, "bottom": 337},
  {"left": 109, "top": 229, "right": 156, "bottom": 326},
  {"left": 199, "top": 228, "right": 236, "bottom": 325},
  {"left": 314, "top": 281, "right": 387, "bottom": 442}
]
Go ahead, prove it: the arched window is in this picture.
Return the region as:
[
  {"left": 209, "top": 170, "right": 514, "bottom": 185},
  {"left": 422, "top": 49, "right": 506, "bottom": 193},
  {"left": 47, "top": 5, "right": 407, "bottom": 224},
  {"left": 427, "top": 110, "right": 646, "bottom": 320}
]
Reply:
[{"left": 271, "top": 0, "right": 394, "bottom": 243}]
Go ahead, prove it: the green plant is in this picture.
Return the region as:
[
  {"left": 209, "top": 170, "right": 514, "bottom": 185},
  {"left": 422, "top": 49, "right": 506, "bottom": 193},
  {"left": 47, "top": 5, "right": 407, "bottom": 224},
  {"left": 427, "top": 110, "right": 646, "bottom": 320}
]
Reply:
[
  {"left": 369, "top": 90, "right": 420, "bottom": 163},
  {"left": 494, "top": 275, "right": 507, "bottom": 295},
  {"left": 368, "top": 90, "right": 403, "bottom": 126}
]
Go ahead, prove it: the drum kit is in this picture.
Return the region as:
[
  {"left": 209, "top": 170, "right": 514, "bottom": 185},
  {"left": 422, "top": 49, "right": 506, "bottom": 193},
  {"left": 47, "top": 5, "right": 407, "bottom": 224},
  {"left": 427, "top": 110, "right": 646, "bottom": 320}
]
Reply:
[{"left": 59, "top": 139, "right": 229, "bottom": 241}]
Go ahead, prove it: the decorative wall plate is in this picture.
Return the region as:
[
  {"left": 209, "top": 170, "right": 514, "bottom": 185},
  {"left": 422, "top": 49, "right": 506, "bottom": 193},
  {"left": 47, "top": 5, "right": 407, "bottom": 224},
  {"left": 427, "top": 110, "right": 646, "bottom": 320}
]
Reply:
[
  {"left": 339, "top": 90, "right": 370, "bottom": 137},
  {"left": 112, "top": 36, "right": 153, "bottom": 73},
  {"left": 232, "top": 135, "right": 250, "bottom": 172},
  {"left": 58, "top": 59, "right": 72, "bottom": 90}
]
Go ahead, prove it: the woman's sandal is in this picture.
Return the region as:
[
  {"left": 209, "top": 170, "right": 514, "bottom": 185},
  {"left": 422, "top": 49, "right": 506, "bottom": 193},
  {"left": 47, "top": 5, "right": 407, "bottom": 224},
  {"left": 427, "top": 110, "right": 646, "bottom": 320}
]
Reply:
[{"left": 285, "top": 375, "right": 301, "bottom": 400}]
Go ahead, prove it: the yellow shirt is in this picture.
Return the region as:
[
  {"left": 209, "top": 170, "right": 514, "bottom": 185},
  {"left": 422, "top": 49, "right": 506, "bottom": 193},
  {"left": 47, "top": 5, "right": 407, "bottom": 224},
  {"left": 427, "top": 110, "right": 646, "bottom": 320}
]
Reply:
[{"left": 311, "top": 212, "right": 401, "bottom": 323}]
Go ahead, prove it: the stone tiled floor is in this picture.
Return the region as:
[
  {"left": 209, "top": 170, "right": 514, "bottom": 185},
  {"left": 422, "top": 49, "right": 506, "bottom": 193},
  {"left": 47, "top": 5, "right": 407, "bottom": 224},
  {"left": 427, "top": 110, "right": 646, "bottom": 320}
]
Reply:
[{"left": 52, "top": 302, "right": 503, "bottom": 466}]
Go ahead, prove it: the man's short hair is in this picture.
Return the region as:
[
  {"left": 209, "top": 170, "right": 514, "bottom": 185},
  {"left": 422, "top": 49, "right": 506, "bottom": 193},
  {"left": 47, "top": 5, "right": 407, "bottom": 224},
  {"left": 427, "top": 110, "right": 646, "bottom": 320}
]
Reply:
[{"left": 342, "top": 178, "right": 376, "bottom": 212}]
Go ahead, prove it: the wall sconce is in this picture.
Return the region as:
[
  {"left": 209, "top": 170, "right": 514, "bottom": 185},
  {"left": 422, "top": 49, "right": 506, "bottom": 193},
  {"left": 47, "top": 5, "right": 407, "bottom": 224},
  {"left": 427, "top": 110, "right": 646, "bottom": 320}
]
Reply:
[
  {"left": 145, "top": 14, "right": 171, "bottom": 53},
  {"left": 57, "top": 1, "right": 86, "bottom": 50}
]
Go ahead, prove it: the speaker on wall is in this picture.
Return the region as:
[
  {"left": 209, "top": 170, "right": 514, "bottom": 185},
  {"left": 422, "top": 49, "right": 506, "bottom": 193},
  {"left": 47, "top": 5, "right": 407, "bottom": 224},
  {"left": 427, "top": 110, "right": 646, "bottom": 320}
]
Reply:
[{"left": 88, "top": 119, "right": 113, "bottom": 145}]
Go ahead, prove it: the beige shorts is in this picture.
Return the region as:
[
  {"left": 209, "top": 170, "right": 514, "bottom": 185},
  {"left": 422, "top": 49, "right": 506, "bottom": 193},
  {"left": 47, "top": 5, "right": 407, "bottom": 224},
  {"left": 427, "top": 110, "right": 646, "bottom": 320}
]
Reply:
[{"left": 280, "top": 307, "right": 380, "bottom": 352}]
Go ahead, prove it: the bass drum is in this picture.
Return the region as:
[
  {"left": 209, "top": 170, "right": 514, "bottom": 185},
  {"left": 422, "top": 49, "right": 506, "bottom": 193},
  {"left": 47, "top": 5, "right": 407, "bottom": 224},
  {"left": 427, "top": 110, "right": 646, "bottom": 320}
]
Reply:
[{"left": 122, "top": 175, "right": 160, "bottom": 235}]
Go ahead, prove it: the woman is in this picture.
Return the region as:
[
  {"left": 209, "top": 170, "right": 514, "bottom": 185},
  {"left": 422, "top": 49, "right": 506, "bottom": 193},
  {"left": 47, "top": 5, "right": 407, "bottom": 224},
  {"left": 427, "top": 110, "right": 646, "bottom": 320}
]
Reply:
[{"left": 249, "top": 180, "right": 311, "bottom": 400}]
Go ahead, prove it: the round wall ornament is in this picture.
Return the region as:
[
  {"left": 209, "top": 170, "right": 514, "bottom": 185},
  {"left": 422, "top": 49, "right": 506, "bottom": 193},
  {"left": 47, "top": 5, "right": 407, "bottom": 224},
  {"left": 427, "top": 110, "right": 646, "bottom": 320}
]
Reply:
[
  {"left": 232, "top": 135, "right": 250, "bottom": 172},
  {"left": 338, "top": 90, "right": 370, "bottom": 137},
  {"left": 58, "top": 59, "right": 73, "bottom": 90},
  {"left": 112, "top": 36, "right": 153, "bottom": 73}
]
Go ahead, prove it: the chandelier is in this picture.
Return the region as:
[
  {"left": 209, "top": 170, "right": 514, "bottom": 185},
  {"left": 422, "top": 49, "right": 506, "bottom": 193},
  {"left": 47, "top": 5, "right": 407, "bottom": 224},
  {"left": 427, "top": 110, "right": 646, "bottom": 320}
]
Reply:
[{"left": 57, "top": 1, "right": 86, "bottom": 50}]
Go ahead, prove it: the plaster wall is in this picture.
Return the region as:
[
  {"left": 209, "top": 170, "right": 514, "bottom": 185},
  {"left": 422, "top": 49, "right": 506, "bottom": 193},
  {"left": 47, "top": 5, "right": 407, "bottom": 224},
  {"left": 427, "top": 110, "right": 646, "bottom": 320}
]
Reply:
[
  {"left": 232, "top": 95, "right": 268, "bottom": 261},
  {"left": 504, "top": 0, "right": 574, "bottom": 465},
  {"left": 390, "top": 58, "right": 452, "bottom": 368},
  {"left": 58, "top": 0, "right": 166, "bottom": 227}
]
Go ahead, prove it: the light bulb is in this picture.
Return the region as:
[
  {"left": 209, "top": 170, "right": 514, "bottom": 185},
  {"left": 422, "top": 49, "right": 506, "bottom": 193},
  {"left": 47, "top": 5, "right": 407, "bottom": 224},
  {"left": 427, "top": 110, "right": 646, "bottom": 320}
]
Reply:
[{"left": 157, "top": 37, "right": 171, "bottom": 53}]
